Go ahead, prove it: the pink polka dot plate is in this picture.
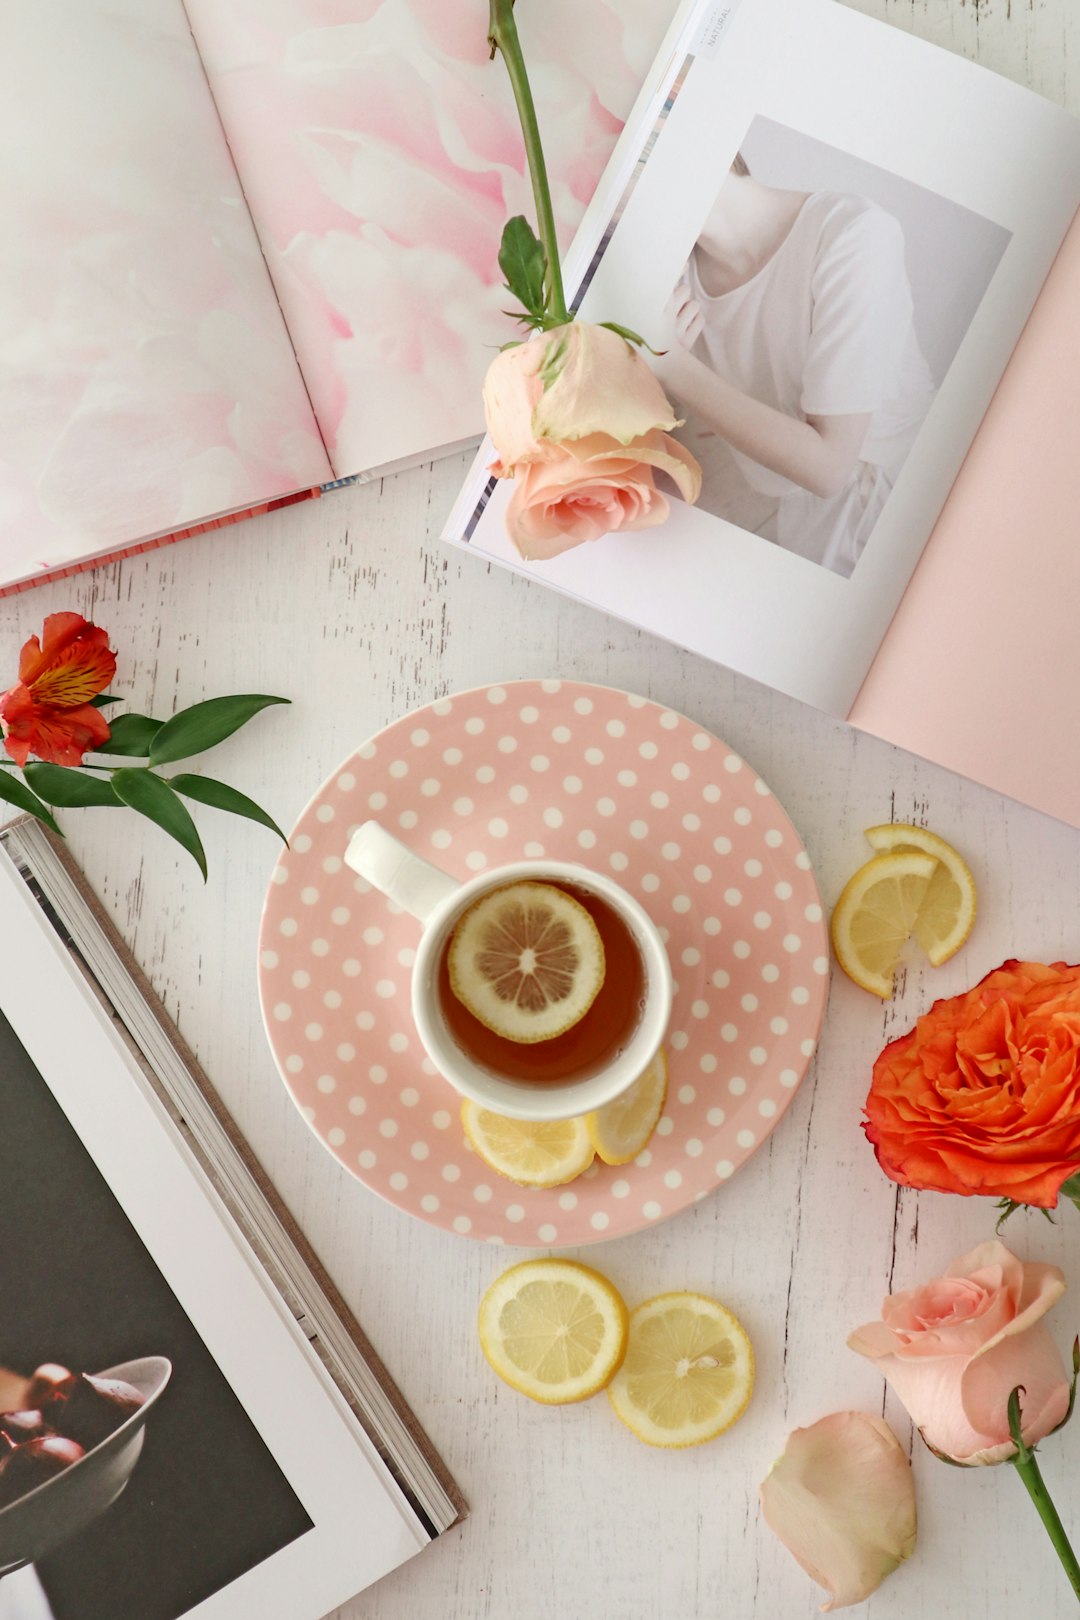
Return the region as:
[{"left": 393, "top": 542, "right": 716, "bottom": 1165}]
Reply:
[{"left": 258, "top": 680, "right": 828, "bottom": 1246}]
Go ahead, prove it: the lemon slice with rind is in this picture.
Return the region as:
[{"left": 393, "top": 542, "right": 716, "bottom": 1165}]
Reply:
[
  {"left": 607, "top": 1292, "right": 754, "bottom": 1447},
  {"left": 461, "top": 1099, "right": 595, "bottom": 1187},
  {"left": 586, "top": 1049, "right": 668, "bottom": 1166},
  {"left": 478, "top": 1260, "right": 629, "bottom": 1404},
  {"left": 448, "top": 881, "right": 605, "bottom": 1043},
  {"left": 830, "top": 849, "right": 937, "bottom": 998},
  {"left": 864, "top": 823, "right": 977, "bottom": 966}
]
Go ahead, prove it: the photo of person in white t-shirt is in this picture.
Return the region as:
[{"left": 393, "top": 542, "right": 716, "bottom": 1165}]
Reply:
[{"left": 653, "top": 151, "right": 937, "bottom": 578}]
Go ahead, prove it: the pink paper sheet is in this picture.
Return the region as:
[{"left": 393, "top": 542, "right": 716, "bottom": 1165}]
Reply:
[
  {"left": 849, "top": 208, "right": 1080, "bottom": 827},
  {"left": 0, "top": 1, "right": 331, "bottom": 585},
  {"left": 184, "top": 0, "right": 679, "bottom": 477}
]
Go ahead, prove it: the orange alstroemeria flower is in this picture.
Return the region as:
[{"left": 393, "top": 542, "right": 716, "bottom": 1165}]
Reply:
[{"left": 0, "top": 613, "right": 116, "bottom": 767}]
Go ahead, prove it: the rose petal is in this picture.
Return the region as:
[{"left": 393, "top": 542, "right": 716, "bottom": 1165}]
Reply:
[
  {"left": 529, "top": 322, "right": 680, "bottom": 448},
  {"left": 759, "top": 1412, "right": 916, "bottom": 1611},
  {"left": 865, "top": 1352, "right": 992, "bottom": 1463},
  {"left": 960, "top": 1319, "right": 1070, "bottom": 1448},
  {"left": 562, "top": 429, "right": 703, "bottom": 505}
]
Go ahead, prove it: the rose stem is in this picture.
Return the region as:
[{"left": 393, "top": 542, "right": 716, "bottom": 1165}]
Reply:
[
  {"left": 1008, "top": 1388, "right": 1080, "bottom": 1600},
  {"left": 488, "top": 0, "right": 570, "bottom": 325},
  {"left": 1011, "top": 1452, "right": 1080, "bottom": 1599}
]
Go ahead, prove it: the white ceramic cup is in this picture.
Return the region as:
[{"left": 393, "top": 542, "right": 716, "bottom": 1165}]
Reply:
[{"left": 344, "top": 821, "right": 672, "bottom": 1121}]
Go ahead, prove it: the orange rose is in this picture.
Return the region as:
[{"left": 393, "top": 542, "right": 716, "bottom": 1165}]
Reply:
[{"left": 865, "top": 960, "right": 1080, "bottom": 1208}]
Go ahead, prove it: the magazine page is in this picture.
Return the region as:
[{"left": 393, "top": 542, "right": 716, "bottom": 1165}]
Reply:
[
  {"left": 848, "top": 210, "right": 1080, "bottom": 829},
  {"left": 0, "top": 0, "right": 331, "bottom": 593},
  {"left": 0, "top": 858, "right": 428, "bottom": 1620},
  {"left": 446, "top": 0, "right": 1080, "bottom": 718},
  {"left": 182, "top": 0, "right": 686, "bottom": 479}
]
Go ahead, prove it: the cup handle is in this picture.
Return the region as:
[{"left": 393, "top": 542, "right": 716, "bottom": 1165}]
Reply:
[{"left": 344, "top": 820, "right": 461, "bottom": 924}]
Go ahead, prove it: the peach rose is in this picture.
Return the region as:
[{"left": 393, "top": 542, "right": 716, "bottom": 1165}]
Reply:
[
  {"left": 760, "top": 1411, "right": 916, "bottom": 1611},
  {"left": 848, "top": 1241, "right": 1071, "bottom": 1465},
  {"left": 482, "top": 321, "right": 701, "bottom": 560},
  {"left": 864, "top": 959, "right": 1080, "bottom": 1209}
]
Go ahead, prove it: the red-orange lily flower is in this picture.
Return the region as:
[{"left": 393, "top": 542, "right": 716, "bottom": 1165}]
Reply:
[{"left": 0, "top": 613, "right": 117, "bottom": 767}]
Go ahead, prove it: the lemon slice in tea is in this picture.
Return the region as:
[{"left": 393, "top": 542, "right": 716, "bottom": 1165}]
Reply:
[
  {"left": 607, "top": 1292, "right": 754, "bottom": 1447},
  {"left": 478, "top": 1260, "right": 629, "bottom": 1404},
  {"left": 461, "top": 1099, "right": 595, "bottom": 1188},
  {"left": 448, "top": 881, "right": 605, "bottom": 1043}
]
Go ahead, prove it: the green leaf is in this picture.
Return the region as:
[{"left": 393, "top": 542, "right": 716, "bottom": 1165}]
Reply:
[
  {"left": 110, "top": 769, "right": 207, "bottom": 879},
  {"left": 598, "top": 319, "right": 662, "bottom": 356},
  {"left": 0, "top": 771, "right": 62, "bottom": 834},
  {"left": 1059, "top": 1171, "right": 1080, "bottom": 1216},
  {"left": 168, "top": 775, "right": 287, "bottom": 843},
  {"left": 93, "top": 713, "right": 163, "bottom": 758},
  {"left": 498, "top": 216, "right": 547, "bottom": 320},
  {"left": 148, "top": 695, "right": 289, "bottom": 767},
  {"left": 90, "top": 694, "right": 122, "bottom": 708},
  {"left": 23, "top": 764, "right": 122, "bottom": 808}
]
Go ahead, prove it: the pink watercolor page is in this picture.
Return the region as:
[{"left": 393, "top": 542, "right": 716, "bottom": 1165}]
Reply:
[
  {"left": 182, "top": 0, "right": 681, "bottom": 479},
  {"left": 0, "top": 0, "right": 331, "bottom": 590},
  {"left": 849, "top": 209, "right": 1080, "bottom": 828}
]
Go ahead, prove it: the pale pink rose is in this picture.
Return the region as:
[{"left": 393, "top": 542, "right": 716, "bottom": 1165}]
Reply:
[
  {"left": 483, "top": 323, "right": 701, "bottom": 559},
  {"left": 760, "top": 1412, "right": 916, "bottom": 1612},
  {"left": 848, "top": 1241, "right": 1071, "bottom": 1465}
]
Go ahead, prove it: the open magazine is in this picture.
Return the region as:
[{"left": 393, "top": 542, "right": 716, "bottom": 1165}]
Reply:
[
  {"left": 1, "top": 0, "right": 675, "bottom": 595},
  {"left": 446, "top": 0, "right": 1080, "bottom": 830},
  {"left": 0, "top": 819, "right": 463, "bottom": 1620}
]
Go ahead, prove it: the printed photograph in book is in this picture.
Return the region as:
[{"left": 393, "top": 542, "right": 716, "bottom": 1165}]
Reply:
[
  {"left": 0, "top": 1011, "right": 312, "bottom": 1620},
  {"left": 651, "top": 117, "right": 1011, "bottom": 578}
]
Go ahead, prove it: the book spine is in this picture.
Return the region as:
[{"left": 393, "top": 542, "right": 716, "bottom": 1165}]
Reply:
[{"left": 0, "top": 487, "right": 322, "bottom": 598}]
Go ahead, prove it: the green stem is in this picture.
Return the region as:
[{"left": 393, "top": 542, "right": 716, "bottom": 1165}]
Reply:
[
  {"left": 488, "top": 0, "right": 569, "bottom": 325},
  {"left": 1011, "top": 1451, "right": 1080, "bottom": 1601}
]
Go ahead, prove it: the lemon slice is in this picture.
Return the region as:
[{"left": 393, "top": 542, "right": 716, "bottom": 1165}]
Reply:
[
  {"left": 829, "top": 850, "right": 937, "bottom": 998},
  {"left": 461, "top": 1099, "right": 595, "bottom": 1187},
  {"left": 864, "top": 823, "right": 977, "bottom": 966},
  {"left": 607, "top": 1292, "right": 754, "bottom": 1447},
  {"left": 586, "top": 1049, "right": 668, "bottom": 1166},
  {"left": 478, "top": 1260, "right": 629, "bottom": 1404},
  {"left": 448, "top": 881, "right": 605, "bottom": 1043}
]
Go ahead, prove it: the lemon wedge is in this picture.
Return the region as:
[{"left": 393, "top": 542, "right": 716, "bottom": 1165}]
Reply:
[
  {"left": 864, "top": 823, "right": 977, "bottom": 967},
  {"left": 478, "top": 1260, "right": 629, "bottom": 1404},
  {"left": 448, "top": 881, "right": 605, "bottom": 1043},
  {"left": 607, "top": 1292, "right": 754, "bottom": 1447},
  {"left": 830, "top": 850, "right": 937, "bottom": 997},
  {"left": 461, "top": 1099, "right": 595, "bottom": 1187},
  {"left": 586, "top": 1050, "right": 668, "bottom": 1166}
]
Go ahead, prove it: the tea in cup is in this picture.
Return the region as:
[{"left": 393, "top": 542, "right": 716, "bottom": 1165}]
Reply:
[{"left": 344, "top": 821, "right": 672, "bottom": 1121}]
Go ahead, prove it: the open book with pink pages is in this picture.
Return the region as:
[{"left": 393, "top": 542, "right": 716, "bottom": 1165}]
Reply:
[
  {"left": 445, "top": 0, "right": 1080, "bottom": 831},
  {"left": 1, "top": 0, "right": 677, "bottom": 596}
]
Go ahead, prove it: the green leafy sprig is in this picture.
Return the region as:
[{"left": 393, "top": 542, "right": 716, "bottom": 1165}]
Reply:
[{"left": 0, "top": 694, "right": 288, "bottom": 880}]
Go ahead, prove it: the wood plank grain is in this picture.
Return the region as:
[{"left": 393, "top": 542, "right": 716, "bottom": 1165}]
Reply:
[{"left": 1, "top": 4, "right": 1078, "bottom": 1616}]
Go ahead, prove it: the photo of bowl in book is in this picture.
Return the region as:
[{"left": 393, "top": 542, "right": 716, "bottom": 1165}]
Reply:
[{"left": 0, "top": 1356, "right": 171, "bottom": 1575}]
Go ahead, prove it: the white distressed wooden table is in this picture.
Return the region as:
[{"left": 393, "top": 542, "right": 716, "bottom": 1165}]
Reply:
[{"left": 4, "top": 4, "right": 1079, "bottom": 1614}]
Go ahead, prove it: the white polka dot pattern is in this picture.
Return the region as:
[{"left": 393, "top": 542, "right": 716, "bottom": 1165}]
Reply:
[{"left": 258, "top": 681, "right": 828, "bottom": 1247}]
